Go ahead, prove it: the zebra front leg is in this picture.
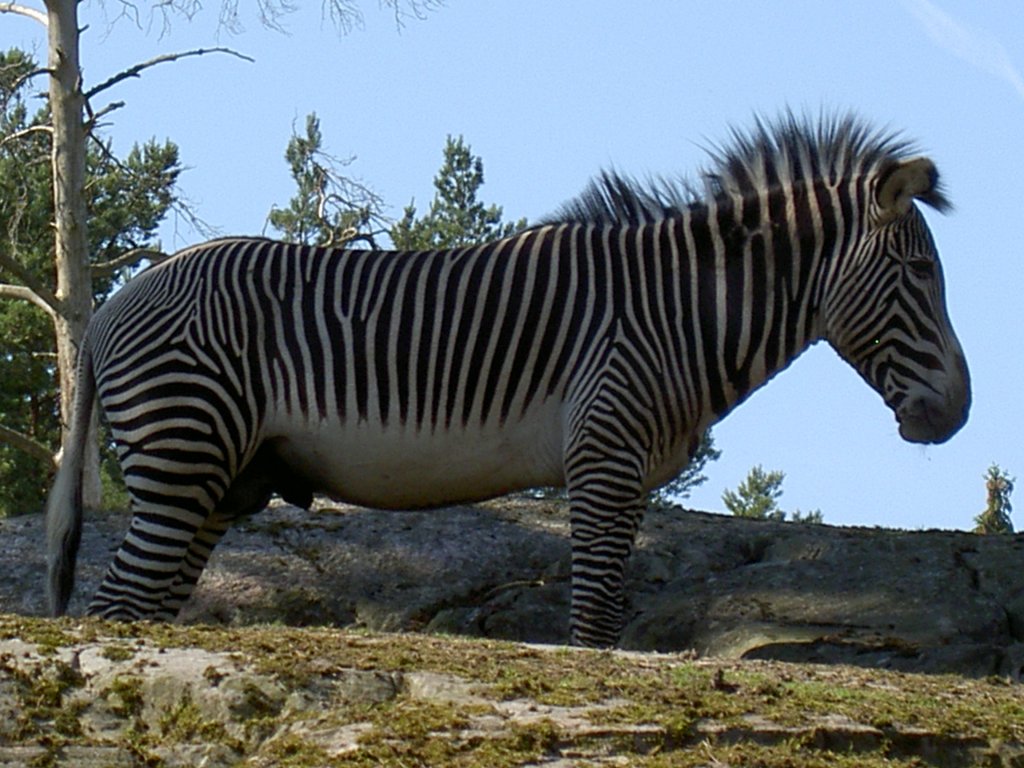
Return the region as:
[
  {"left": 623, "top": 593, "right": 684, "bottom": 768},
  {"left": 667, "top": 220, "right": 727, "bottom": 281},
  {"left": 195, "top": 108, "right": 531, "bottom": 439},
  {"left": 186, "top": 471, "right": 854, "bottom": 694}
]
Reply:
[
  {"left": 563, "top": 386, "right": 651, "bottom": 647},
  {"left": 565, "top": 450, "right": 646, "bottom": 647},
  {"left": 568, "top": 501, "right": 643, "bottom": 647}
]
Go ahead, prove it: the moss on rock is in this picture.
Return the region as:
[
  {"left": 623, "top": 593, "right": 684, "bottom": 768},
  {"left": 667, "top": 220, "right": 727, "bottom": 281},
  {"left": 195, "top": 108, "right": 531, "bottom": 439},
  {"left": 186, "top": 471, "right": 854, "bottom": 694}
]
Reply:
[{"left": 0, "top": 615, "right": 1020, "bottom": 766}]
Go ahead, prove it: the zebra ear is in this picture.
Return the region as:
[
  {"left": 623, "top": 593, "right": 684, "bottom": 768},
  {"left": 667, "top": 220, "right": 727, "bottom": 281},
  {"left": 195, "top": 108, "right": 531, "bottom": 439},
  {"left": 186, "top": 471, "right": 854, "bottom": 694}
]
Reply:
[{"left": 875, "top": 157, "right": 940, "bottom": 223}]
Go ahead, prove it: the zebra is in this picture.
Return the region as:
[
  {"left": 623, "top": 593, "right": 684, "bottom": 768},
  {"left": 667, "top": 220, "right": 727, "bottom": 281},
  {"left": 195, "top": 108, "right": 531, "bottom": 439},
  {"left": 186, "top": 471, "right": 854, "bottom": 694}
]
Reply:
[{"left": 46, "top": 113, "right": 970, "bottom": 648}]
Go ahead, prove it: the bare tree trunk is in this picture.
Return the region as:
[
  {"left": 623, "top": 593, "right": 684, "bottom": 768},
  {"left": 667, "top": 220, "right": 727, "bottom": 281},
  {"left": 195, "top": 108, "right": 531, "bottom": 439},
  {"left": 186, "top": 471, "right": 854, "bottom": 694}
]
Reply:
[{"left": 45, "top": 0, "right": 102, "bottom": 508}]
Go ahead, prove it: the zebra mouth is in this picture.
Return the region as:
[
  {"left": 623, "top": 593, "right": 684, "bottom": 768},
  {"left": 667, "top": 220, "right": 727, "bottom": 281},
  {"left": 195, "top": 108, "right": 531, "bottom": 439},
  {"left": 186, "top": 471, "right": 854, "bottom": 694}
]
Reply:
[{"left": 896, "top": 392, "right": 969, "bottom": 444}]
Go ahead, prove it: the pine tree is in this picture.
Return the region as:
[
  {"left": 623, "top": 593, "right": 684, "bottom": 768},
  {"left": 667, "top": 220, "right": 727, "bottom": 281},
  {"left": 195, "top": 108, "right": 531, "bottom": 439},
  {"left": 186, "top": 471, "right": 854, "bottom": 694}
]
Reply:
[
  {"left": 0, "top": 48, "right": 183, "bottom": 515},
  {"left": 789, "top": 508, "right": 824, "bottom": 525},
  {"left": 649, "top": 429, "right": 721, "bottom": 510},
  {"left": 390, "top": 135, "right": 526, "bottom": 250},
  {"left": 722, "top": 465, "right": 786, "bottom": 520},
  {"left": 722, "top": 465, "right": 823, "bottom": 524},
  {"left": 974, "top": 464, "right": 1014, "bottom": 534},
  {"left": 267, "top": 113, "right": 387, "bottom": 247}
]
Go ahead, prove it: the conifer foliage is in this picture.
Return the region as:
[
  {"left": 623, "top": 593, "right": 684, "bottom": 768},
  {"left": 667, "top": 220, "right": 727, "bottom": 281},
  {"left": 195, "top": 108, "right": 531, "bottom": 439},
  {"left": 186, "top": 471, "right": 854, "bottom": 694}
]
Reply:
[
  {"left": 390, "top": 135, "right": 526, "bottom": 251},
  {"left": 0, "top": 48, "right": 182, "bottom": 516},
  {"left": 267, "top": 112, "right": 388, "bottom": 248},
  {"left": 722, "top": 465, "right": 823, "bottom": 524},
  {"left": 974, "top": 464, "right": 1014, "bottom": 534}
]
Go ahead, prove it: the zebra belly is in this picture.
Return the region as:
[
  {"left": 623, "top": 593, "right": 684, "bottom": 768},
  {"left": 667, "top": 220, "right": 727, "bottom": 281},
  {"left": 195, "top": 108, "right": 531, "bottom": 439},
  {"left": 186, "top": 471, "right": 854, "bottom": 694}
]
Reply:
[{"left": 266, "top": 412, "right": 567, "bottom": 510}]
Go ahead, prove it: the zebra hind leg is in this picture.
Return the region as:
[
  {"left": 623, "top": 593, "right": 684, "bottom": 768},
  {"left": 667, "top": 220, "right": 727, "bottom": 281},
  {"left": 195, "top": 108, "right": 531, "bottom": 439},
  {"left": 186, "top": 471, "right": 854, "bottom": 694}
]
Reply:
[
  {"left": 157, "top": 439, "right": 315, "bottom": 619},
  {"left": 87, "top": 500, "right": 216, "bottom": 621},
  {"left": 158, "top": 510, "right": 238, "bottom": 619},
  {"left": 87, "top": 443, "right": 247, "bottom": 620}
]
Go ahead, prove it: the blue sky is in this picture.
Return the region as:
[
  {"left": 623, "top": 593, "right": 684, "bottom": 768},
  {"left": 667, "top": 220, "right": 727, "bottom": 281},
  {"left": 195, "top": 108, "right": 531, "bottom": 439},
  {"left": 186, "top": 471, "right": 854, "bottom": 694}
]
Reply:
[{"left": 6, "top": 1, "right": 1023, "bottom": 530}]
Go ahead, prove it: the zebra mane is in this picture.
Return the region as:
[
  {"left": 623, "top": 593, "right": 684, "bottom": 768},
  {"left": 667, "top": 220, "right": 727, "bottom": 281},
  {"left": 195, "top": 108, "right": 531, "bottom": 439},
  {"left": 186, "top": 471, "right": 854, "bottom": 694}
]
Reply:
[{"left": 546, "top": 111, "right": 951, "bottom": 226}]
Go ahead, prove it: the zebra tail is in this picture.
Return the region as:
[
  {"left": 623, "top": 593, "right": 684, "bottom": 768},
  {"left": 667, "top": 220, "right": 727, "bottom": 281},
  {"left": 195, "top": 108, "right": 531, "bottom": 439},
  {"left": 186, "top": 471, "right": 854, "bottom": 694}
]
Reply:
[{"left": 45, "top": 337, "right": 96, "bottom": 617}]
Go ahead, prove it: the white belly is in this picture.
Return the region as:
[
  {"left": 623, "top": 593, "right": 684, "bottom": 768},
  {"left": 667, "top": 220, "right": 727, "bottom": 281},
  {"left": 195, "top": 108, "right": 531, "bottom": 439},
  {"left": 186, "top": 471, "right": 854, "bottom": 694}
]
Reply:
[{"left": 267, "top": 404, "right": 567, "bottom": 509}]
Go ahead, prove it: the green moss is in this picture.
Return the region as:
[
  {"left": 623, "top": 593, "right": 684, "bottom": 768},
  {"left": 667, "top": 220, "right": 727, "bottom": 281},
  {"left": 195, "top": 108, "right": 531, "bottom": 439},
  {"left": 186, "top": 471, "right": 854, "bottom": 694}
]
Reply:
[
  {"left": 3, "top": 656, "right": 83, "bottom": 735},
  {"left": 158, "top": 692, "right": 233, "bottom": 744},
  {"left": 0, "top": 615, "right": 1022, "bottom": 765},
  {"left": 0, "top": 651, "right": 86, "bottom": 767},
  {"left": 471, "top": 720, "right": 563, "bottom": 766},
  {"left": 637, "top": 741, "right": 931, "bottom": 767},
  {"left": 100, "top": 644, "right": 137, "bottom": 662},
  {"left": 103, "top": 674, "right": 144, "bottom": 720},
  {"left": 339, "top": 699, "right": 554, "bottom": 767},
  {"left": 0, "top": 618, "right": 77, "bottom": 655},
  {"left": 239, "top": 679, "right": 285, "bottom": 718},
  {"left": 255, "top": 732, "right": 334, "bottom": 767}
]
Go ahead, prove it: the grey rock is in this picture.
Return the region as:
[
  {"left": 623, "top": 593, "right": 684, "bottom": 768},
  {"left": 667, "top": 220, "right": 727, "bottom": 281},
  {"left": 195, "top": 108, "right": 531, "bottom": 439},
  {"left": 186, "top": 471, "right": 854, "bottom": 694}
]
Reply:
[{"left": 4, "top": 497, "right": 1024, "bottom": 676}]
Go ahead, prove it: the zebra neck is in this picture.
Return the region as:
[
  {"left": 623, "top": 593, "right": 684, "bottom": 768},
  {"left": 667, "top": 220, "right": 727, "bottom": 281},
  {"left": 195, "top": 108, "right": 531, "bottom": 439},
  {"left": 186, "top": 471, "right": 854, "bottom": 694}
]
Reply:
[{"left": 670, "top": 201, "right": 831, "bottom": 416}]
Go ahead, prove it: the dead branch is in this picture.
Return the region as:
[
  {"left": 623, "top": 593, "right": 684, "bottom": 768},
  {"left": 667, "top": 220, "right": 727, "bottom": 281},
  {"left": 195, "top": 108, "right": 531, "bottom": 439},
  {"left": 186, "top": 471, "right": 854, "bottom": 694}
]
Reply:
[
  {"left": 0, "top": 1, "right": 48, "bottom": 26},
  {"left": 90, "top": 246, "right": 169, "bottom": 278},
  {"left": 85, "top": 100, "right": 125, "bottom": 132},
  {"left": 384, "top": 0, "right": 445, "bottom": 29},
  {"left": 86, "top": 132, "right": 217, "bottom": 241},
  {"left": 0, "top": 282, "right": 58, "bottom": 318},
  {"left": 216, "top": 0, "right": 296, "bottom": 34},
  {"left": 0, "top": 124, "right": 52, "bottom": 150},
  {"left": 0, "top": 423, "right": 56, "bottom": 468},
  {"left": 85, "top": 47, "right": 255, "bottom": 100},
  {"left": 9, "top": 65, "right": 51, "bottom": 95},
  {"left": 321, "top": 0, "right": 361, "bottom": 33},
  {"left": 341, "top": 227, "right": 387, "bottom": 250},
  {"left": 0, "top": 252, "right": 60, "bottom": 316}
]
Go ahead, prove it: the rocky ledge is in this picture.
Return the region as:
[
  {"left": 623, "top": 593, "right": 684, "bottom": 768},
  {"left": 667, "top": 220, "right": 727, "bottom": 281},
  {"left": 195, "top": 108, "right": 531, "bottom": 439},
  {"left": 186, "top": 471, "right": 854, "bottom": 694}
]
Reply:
[
  {"left": 1, "top": 618, "right": 1022, "bottom": 767},
  {"left": 3, "top": 497, "right": 1023, "bottom": 678},
  {"left": 3, "top": 498, "right": 1024, "bottom": 765}
]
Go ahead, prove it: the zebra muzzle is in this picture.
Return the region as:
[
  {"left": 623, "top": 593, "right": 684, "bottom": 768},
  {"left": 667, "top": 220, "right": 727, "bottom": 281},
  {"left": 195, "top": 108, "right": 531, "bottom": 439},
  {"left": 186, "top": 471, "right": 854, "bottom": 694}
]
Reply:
[{"left": 895, "top": 384, "right": 970, "bottom": 444}]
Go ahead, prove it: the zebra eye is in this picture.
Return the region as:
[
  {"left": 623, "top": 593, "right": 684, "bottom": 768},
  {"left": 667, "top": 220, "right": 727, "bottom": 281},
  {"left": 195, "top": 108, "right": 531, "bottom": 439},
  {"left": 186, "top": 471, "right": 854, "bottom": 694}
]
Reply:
[{"left": 906, "top": 257, "right": 935, "bottom": 278}]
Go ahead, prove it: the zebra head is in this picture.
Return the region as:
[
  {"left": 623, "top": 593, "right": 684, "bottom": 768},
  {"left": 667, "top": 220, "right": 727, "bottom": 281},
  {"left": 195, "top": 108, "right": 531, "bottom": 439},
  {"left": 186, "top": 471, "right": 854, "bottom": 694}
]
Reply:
[{"left": 825, "top": 156, "right": 970, "bottom": 444}]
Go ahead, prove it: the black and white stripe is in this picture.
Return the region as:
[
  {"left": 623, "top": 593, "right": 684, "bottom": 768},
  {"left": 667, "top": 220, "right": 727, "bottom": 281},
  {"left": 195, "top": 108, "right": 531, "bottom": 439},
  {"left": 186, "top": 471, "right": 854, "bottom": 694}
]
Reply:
[{"left": 47, "top": 112, "right": 970, "bottom": 647}]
